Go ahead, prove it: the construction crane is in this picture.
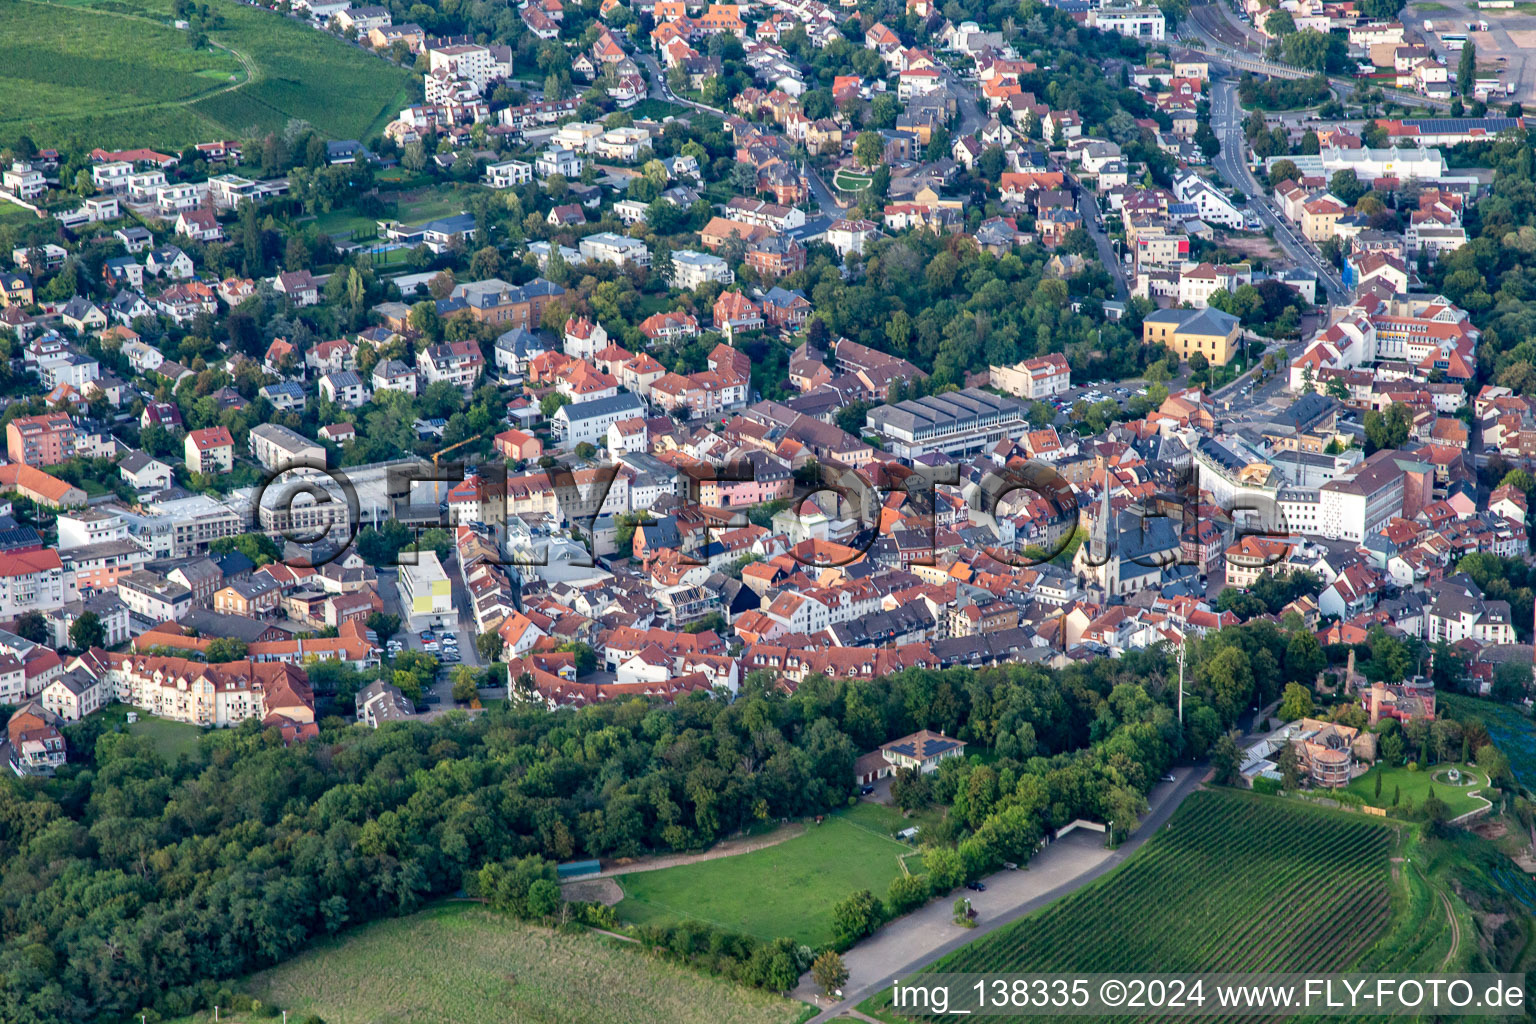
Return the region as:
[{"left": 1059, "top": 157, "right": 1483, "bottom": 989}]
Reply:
[{"left": 426, "top": 433, "right": 484, "bottom": 504}]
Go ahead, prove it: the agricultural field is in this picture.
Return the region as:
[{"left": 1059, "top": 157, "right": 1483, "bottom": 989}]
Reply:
[
  {"left": 616, "top": 804, "right": 916, "bottom": 947},
  {"left": 0, "top": 0, "right": 415, "bottom": 151},
  {"left": 0, "top": 0, "right": 243, "bottom": 148},
  {"left": 1345, "top": 762, "right": 1490, "bottom": 819},
  {"left": 863, "top": 790, "right": 1405, "bottom": 1021},
  {"left": 163, "top": 903, "right": 808, "bottom": 1024}
]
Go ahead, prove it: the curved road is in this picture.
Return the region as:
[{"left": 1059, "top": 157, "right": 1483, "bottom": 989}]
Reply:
[
  {"left": 1181, "top": 0, "right": 1455, "bottom": 112},
  {"left": 1209, "top": 76, "right": 1344, "bottom": 301}
]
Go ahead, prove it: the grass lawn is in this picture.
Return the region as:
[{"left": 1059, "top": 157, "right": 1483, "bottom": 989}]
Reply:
[
  {"left": 832, "top": 169, "right": 873, "bottom": 191},
  {"left": 127, "top": 711, "right": 206, "bottom": 760},
  {"left": 395, "top": 186, "right": 473, "bottom": 224},
  {"left": 0, "top": 0, "right": 415, "bottom": 150},
  {"left": 306, "top": 206, "right": 386, "bottom": 239},
  {"left": 1345, "top": 762, "right": 1489, "bottom": 818},
  {"left": 628, "top": 98, "right": 691, "bottom": 121},
  {"left": 616, "top": 809, "right": 915, "bottom": 946},
  {"left": 173, "top": 902, "right": 809, "bottom": 1024},
  {"left": 0, "top": 200, "right": 43, "bottom": 225},
  {"left": 87, "top": 703, "right": 207, "bottom": 760}
]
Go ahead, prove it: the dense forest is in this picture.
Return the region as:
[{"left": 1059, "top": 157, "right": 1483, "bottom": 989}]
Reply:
[{"left": 0, "top": 642, "right": 1236, "bottom": 1024}]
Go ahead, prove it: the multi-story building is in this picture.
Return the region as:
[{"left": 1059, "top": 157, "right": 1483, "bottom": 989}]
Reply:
[
  {"left": 7, "top": 702, "right": 66, "bottom": 774},
  {"left": 319, "top": 369, "right": 371, "bottom": 409},
  {"left": 419, "top": 340, "right": 485, "bottom": 394},
  {"left": 0, "top": 549, "right": 69, "bottom": 619},
  {"left": 249, "top": 423, "right": 326, "bottom": 471},
  {"left": 1142, "top": 307, "right": 1242, "bottom": 366},
  {"left": 483, "top": 160, "right": 533, "bottom": 188},
  {"left": 989, "top": 353, "right": 1070, "bottom": 399},
  {"left": 551, "top": 392, "right": 647, "bottom": 448},
  {"left": 578, "top": 232, "right": 651, "bottom": 268},
  {"left": 118, "top": 571, "right": 194, "bottom": 622},
  {"left": 1425, "top": 573, "right": 1517, "bottom": 645},
  {"left": 1087, "top": 3, "right": 1166, "bottom": 40},
  {"left": 399, "top": 550, "right": 454, "bottom": 629},
  {"left": 669, "top": 250, "right": 734, "bottom": 289},
  {"left": 185, "top": 426, "right": 235, "bottom": 475},
  {"left": 446, "top": 277, "right": 565, "bottom": 328},
  {"left": 6, "top": 411, "right": 77, "bottom": 467},
  {"left": 93, "top": 653, "right": 315, "bottom": 729},
  {"left": 865, "top": 388, "right": 1032, "bottom": 459}
]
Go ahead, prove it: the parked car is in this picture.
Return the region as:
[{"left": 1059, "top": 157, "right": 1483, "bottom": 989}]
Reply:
[{"left": 965, "top": 881, "right": 987, "bottom": 892}]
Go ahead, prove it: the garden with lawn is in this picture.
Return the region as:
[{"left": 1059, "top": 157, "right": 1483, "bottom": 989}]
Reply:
[
  {"left": 1345, "top": 761, "right": 1489, "bottom": 818},
  {"left": 832, "top": 167, "right": 873, "bottom": 192},
  {"left": 616, "top": 803, "right": 920, "bottom": 946}
]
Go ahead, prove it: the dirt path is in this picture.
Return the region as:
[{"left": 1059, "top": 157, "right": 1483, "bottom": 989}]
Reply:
[
  {"left": 593, "top": 822, "right": 805, "bottom": 879},
  {"left": 1438, "top": 887, "right": 1461, "bottom": 968}
]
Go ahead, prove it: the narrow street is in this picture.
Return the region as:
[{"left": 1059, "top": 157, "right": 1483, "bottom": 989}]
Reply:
[{"left": 1076, "top": 188, "right": 1129, "bottom": 300}]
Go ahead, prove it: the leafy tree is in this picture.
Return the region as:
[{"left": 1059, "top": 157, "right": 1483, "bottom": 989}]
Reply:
[
  {"left": 1278, "top": 681, "right": 1315, "bottom": 721},
  {"left": 452, "top": 666, "right": 479, "bottom": 704},
  {"left": 205, "top": 638, "right": 249, "bottom": 663},
  {"left": 14, "top": 611, "right": 49, "bottom": 644},
  {"left": 540, "top": 392, "right": 571, "bottom": 419},
  {"left": 1458, "top": 41, "right": 1476, "bottom": 97},
  {"left": 1328, "top": 169, "right": 1366, "bottom": 207},
  {"left": 557, "top": 641, "right": 597, "bottom": 675},
  {"left": 853, "top": 131, "right": 882, "bottom": 169},
  {"left": 811, "top": 950, "right": 849, "bottom": 997},
  {"left": 1284, "top": 630, "right": 1326, "bottom": 683},
  {"left": 1280, "top": 29, "right": 1346, "bottom": 72},
  {"left": 476, "top": 630, "right": 505, "bottom": 663},
  {"left": 68, "top": 611, "right": 105, "bottom": 651},
  {"left": 886, "top": 874, "right": 931, "bottom": 915},
  {"left": 210, "top": 533, "right": 282, "bottom": 566},
  {"left": 1362, "top": 402, "right": 1411, "bottom": 453},
  {"left": 1211, "top": 732, "right": 1243, "bottom": 785},
  {"left": 832, "top": 889, "right": 883, "bottom": 947},
  {"left": 923, "top": 845, "right": 965, "bottom": 892},
  {"left": 367, "top": 612, "right": 401, "bottom": 640},
  {"left": 1265, "top": 9, "right": 1295, "bottom": 35},
  {"left": 1276, "top": 741, "right": 1303, "bottom": 789},
  {"left": 890, "top": 765, "right": 932, "bottom": 810}
]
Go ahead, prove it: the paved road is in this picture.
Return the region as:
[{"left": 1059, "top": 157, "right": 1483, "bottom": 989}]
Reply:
[
  {"left": 799, "top": 765, "right": 1208, "bottom": 1021},
  {"left": 935, "top": 58, "right": 984, "bottom": 136},
  {"left": 1209, "top": 76, "right": 1344, "bottom": 301},
  {"left": 636, "top": 53, "right": 728, "bottom": 117},
  {"left": 1181, "top": 0, "right": 1455, "bottom": 111},
  {"left": 1076, "top": 188, "right": 1129, "bottom": 300},
  {"left": 804, "top": 166, "right": 842, "bottom": 219}
]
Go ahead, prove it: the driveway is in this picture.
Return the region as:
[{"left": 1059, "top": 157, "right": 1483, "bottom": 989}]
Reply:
[{"left": 798, "top": 766, "right": 1206, "bottom": 1021}]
